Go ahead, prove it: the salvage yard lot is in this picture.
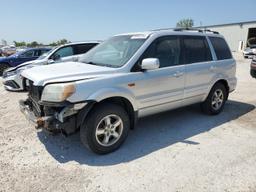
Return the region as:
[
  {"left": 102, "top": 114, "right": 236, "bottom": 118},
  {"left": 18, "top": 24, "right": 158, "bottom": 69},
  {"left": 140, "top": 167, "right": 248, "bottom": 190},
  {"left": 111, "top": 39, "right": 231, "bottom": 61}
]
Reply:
[{"left": 0, "top": 55, "right": 256, "bottom": 192}]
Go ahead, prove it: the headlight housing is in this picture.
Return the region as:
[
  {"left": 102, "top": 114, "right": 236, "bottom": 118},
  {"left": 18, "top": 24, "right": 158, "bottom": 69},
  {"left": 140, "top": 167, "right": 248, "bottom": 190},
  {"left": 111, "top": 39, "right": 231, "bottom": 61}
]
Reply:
[
  {"left": 41, "top": 83, "right": 76, "bottom": 102},
  {"left": 4, "top": 70, "right": 17, "bottom": 77}
]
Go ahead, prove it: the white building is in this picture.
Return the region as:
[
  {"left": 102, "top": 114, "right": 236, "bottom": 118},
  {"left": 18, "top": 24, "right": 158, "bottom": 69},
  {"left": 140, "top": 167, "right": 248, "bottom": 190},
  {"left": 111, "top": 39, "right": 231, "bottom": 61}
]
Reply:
[{"left": 199, "top": 21, "right": 256, "bottom": 52}]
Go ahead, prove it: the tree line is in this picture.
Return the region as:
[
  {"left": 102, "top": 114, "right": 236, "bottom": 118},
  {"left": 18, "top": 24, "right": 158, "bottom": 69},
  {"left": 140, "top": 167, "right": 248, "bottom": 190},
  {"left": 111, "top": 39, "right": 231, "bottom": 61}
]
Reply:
[
  {"left": 11, "top": 18, "right": 194, "bottom": 48},
  {"left": 13, "top": 39, "right": 70, "bottom": 47}
]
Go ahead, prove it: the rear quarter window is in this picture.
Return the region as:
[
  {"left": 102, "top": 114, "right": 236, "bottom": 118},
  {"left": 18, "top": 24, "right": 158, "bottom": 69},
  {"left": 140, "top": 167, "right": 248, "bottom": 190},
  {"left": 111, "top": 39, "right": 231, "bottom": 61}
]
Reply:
[{"left": 209, "top": 37, "right": 232, "bottom": 60}]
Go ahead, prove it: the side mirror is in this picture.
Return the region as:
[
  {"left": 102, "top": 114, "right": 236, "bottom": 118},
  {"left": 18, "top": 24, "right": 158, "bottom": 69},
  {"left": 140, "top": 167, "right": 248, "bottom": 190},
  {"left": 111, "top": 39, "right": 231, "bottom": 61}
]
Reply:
[
  {"left": 141, "top": 58, "right": 160, "bottom": 71},
  {"left": 52, "top": 54, "right": 61, "bottom": 61},
  {"left": 47, "top": 59, "right": 55, "bottom": 64}
]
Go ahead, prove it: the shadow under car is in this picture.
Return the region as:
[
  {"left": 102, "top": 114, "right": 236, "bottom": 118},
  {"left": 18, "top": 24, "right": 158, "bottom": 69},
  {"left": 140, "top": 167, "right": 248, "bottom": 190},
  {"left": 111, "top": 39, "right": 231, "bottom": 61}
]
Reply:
[{"left": 37, "top": 100, "right": 255, "bottom": 166}]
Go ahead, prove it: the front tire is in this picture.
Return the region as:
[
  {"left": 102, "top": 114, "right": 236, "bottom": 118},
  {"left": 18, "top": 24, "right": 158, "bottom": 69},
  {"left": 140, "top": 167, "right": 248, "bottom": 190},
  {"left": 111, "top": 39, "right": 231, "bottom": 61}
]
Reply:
[
  {"left": 201, "top": 83, "right": 228, "bottom": 115},
  {"left": 0, "top": 63, "right": 10, "bottom": 76},
  {"left": 80, "top": 103, "right": 130, "bottom": 154}
]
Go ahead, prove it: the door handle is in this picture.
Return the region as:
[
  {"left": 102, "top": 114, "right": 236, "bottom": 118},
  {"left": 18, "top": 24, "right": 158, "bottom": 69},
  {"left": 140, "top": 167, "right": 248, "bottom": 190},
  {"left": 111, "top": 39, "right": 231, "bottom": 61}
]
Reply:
[{"left": 173, "top": 71, "right": 184, "bottom": 77}]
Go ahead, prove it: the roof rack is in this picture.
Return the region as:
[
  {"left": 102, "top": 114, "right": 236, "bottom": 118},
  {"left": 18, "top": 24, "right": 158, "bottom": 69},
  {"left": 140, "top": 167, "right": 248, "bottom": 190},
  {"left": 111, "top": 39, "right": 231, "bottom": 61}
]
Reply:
[
  {"left": 174, "top": 27, "right": 219, "bottom": 34},
  {"left": 173, "top": 27, "right": 204, "bottom": 33},
  {"left": 203, "top": 29, "right": 219, "bottom": 34},
  {"left": 152, "top": 27, "right": 219, "bottom": 34}
]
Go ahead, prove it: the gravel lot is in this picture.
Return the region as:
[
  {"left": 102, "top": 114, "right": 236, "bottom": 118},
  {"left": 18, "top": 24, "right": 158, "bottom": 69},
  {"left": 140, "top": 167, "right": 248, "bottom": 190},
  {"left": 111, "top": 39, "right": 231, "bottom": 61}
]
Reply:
[{"left": 0, "top": 55, "right": 256, "bottom": 192}]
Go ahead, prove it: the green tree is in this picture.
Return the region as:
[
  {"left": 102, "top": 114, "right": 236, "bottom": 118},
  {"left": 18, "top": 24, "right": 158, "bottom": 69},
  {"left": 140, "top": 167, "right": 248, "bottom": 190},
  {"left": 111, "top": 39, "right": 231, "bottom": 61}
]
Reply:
[
  {"left": 49, "top": 39, "right": 70, "bottom": 46},
  {"left": 13, "top": 41, "right": 26, "bottom": 47},
  {"left": 27, "top": 41, "right": 39, "bottom": 47},
  {"left": 176, "top": 18, "right": 194, "bottom": 28}
]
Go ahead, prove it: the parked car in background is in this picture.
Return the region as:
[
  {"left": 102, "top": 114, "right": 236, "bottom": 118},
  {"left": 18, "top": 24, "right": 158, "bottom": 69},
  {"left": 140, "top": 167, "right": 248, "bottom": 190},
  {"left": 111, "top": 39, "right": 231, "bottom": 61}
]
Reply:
[
  {"left": 243, "top": 45, "right": 256, "bottom": 59},
  {"left": 19, "top": 28, "right": 237, "bottom": 154},
  {"left": 0, "top": 47, "right": 51, "bottom": 75},
  {"left": 1, "top": 45, "right": 16, "bottom": 56},
  {"left": 2, "top": 41, "right": 100, "bottom": 91},
  {"left": 251, "top": 56, "right": 256, "bottom": 78}
]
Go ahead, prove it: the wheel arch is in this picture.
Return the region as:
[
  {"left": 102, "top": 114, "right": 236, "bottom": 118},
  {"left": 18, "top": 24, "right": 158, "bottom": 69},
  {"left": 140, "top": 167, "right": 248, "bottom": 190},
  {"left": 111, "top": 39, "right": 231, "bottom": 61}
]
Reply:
[
  {"left": 203, "top": 78, "right": 230, "bottom": 101},
  {"left": 78, "top": 96, "right": 138, "bottom": 130},
  {"left": 203, "top": 79, "right": 230, "bottom": 101}
]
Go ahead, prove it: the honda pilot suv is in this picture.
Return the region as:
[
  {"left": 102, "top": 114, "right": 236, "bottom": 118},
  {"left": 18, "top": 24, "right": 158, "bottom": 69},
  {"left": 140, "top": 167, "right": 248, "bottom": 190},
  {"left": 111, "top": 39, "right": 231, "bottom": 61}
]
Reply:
[{"left": 19, "top": 28, "right": 237, "bottom": 154}]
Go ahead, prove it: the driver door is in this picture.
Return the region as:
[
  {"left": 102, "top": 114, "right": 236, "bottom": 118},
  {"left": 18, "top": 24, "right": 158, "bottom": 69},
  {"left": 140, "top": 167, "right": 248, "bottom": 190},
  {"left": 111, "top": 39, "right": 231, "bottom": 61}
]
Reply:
[
  {"left": 50, "top": 46, "right": 75, "bottom": 63},
  {"left": 131, "top": 36, "right": 185, "bottom": 116}
]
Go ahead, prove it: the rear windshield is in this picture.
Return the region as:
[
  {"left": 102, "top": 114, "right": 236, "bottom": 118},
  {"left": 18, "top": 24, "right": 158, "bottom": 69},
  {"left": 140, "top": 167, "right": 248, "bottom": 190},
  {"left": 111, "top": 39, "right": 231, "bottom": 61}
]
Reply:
[{"left": 209, "top": 37, "right": 232, "bottom": 60}]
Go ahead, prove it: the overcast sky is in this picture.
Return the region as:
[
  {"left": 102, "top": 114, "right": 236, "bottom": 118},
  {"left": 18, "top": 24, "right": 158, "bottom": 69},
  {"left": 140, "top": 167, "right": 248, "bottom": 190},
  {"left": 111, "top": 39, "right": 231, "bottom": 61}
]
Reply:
[{"left": 1, "top": 0, "right": 255, "bottom": 44}]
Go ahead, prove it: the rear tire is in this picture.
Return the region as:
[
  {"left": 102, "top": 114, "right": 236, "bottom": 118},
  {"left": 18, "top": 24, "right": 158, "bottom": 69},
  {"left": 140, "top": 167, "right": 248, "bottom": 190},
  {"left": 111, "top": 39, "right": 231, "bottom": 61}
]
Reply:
[
  {"left": 80, "top": 103, "right": 130, "bottom": 154},
  {"left": 201, "top": 83, "right": 228, "bottom": 115},
  {"left": 0, "top": 63, "right": 10, "bottom": 76}
]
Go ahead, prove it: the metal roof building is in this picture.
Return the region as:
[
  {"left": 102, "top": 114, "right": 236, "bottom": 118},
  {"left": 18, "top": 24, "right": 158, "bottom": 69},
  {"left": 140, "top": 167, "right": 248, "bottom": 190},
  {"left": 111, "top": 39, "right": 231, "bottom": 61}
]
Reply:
[{"left": 199, "top": 21, "right": 256, "bottom": 52}]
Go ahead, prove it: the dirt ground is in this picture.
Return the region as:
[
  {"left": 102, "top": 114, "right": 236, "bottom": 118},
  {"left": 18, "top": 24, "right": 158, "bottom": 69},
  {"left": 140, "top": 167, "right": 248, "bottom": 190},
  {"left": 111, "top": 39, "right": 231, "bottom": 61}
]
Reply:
[{"left": 0, "top": 54, "right": 256, "bottom": 192}]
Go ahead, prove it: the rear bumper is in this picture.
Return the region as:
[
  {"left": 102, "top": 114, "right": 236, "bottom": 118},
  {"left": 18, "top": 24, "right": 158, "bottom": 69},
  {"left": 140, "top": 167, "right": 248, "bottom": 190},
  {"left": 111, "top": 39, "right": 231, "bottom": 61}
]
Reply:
[{"left": 228, "top": 77, "right": 237, "bottom": 92}]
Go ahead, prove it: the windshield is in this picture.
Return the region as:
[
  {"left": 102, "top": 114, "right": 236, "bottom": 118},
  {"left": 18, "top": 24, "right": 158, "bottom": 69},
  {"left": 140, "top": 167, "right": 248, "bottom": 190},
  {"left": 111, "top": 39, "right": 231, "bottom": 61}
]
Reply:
[
  {"left": 38, "top": 48, "right": 55, "bottom": 60},
  {"left": 11, "top": 49, "right": 27, "bottom": 57},
  {"left": 79, "top": 35, "right": 147, "bottom": 68}
]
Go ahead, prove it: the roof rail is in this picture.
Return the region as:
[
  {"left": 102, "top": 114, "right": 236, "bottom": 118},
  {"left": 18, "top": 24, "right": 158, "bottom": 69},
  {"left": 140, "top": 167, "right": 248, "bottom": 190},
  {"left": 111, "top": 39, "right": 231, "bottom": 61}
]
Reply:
[
  {"left": 151, "top": 27, "right": 175, "bottom": 31},
  {"left": 202, "top": 29, "right": 219, "bottom": 34},
  {"left": 152, "top": 27, "right": 219, "bottom": 34},
  {"left": 173, "top": 27, "right": 204, "bottom": 33}
]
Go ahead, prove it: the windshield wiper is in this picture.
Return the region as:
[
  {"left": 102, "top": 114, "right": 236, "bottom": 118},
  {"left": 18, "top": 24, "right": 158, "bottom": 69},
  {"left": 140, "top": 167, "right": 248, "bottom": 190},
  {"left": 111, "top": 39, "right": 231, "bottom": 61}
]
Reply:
[
  {"left": 86, "top": 61, "right": 102, "bottom": 66},
  {"left": 85, "top": 61, "right": 115, "bottom": 68}
]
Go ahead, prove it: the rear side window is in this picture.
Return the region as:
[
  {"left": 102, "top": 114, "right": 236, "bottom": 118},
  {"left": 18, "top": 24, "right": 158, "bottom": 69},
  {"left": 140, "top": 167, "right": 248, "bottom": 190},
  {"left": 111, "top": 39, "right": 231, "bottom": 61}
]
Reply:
[
  {"left": 209, "top": 37, "right": 232, "bottom": 60},
  {"left": 41, "top": 49, "right": 50, "bottom": 55},
  {"left": 183, "top": 36, "right": 212, "bottom": 64},
  {"left": 73, "top": 43, "right": 98, "bottom": 55},
  {"left": 20, "top": 50, "right": 34, "bottom": 58}
]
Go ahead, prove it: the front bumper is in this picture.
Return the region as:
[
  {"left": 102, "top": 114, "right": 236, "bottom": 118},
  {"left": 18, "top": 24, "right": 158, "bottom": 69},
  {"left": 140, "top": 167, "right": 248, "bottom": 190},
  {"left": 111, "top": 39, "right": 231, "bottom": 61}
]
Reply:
[
  {"left": 243, "top": 52, "right": 255, "bottom": 58},
  {"left": 2, "top": 74, "right": 24, "bottom": 91},
  {"left": 19, "top": 99, "right": 91, "bottom": 135},
  {"left": 19, "top": 100, "right": 54, "bottom": 130}
]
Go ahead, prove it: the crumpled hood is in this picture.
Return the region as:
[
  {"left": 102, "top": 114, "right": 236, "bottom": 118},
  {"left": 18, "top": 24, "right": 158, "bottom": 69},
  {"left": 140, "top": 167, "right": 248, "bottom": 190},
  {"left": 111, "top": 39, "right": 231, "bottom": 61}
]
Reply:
[{"left": 21, "top": 61, "right": 118, "bottom": 86}]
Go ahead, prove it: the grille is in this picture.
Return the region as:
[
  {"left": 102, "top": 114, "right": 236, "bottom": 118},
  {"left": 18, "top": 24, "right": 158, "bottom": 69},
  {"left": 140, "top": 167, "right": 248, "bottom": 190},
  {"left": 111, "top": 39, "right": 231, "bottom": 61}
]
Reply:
[
  {"left": 26, "top": 80, "right": 43, "bottom": 101},
  {"left": 24, "top": 79, "right": 44, "bottom": 116}
]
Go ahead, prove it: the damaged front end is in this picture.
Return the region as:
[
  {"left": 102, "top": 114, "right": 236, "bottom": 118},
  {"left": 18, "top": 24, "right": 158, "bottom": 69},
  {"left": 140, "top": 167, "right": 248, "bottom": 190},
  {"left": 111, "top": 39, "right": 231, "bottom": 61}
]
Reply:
[{"left": 19, "top": 80, "right": 92, "bottom": 136}]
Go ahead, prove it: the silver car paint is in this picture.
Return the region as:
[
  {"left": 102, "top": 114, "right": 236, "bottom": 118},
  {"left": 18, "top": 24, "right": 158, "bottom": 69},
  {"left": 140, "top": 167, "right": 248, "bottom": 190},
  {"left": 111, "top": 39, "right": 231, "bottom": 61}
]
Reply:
[{"left": 22, "top": 31, "right": 237, "bottom": 118}]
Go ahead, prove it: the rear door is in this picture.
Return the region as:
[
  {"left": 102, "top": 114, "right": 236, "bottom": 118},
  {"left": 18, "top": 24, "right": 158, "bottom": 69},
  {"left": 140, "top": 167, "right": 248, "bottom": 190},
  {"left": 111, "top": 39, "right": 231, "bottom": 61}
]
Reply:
[{"left": 182, "top": 35, "right": 214, "bottom": 104}]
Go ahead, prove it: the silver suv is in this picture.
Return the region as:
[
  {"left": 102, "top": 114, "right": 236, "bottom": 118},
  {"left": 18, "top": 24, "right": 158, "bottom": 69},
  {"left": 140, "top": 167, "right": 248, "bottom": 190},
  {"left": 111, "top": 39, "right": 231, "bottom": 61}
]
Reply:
[{"left": 19, "top": 28, "right": 237, "bottom": 154}]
